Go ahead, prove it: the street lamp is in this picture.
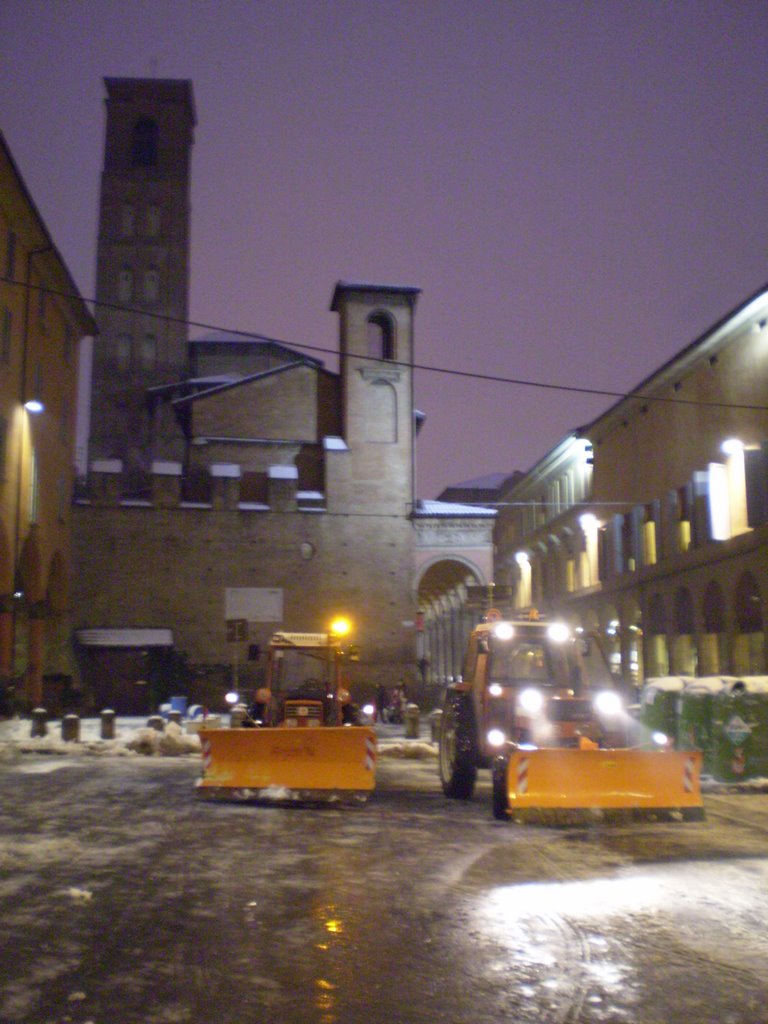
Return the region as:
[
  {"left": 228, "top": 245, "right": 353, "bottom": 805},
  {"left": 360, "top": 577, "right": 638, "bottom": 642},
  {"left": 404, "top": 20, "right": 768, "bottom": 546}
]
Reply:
[{"left": 329, "top": 616, "right": 351, "bottom": 638}]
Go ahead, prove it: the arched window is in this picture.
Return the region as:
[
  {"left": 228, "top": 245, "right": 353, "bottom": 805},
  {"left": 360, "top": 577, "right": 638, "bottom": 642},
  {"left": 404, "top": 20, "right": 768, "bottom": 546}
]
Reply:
[
  {"left": 131, "top": 118, "right": 158, "bottom": 166},
  {"left": 365, "top": 380, "right": 397, "bottom": 442},
  {"left": 703, "top": 581, "right": 725, "bottom": 634},
  {"left": 366, "top": 311, "right": 395, "bottom": 360},
  {"left": 733, "top": 571, "right": 764, "bottom": 674},
  {"left": 701, "top": 581, "right": 727, "bottom": 675}
]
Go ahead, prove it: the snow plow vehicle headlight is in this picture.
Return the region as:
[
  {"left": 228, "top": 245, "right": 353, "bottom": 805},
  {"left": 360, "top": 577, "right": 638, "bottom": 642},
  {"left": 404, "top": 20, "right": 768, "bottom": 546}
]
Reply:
[
  {"left": 518, "top": 688, "right": 544, "bottom": 714},
  {"left": 487, "top": 728, "right": 506, "bottom": 747},
  {"left": 652, "top": 731, "right": 669, "bottom": 747},
  {"left": 488, "top": 683, "right": 503, "bottom": 697},
  {"left": 594, "top": 690, "right": 622, "bottom": 716},
  {"left": 546, "top": 622, "right": 571, "bottom": 643}
]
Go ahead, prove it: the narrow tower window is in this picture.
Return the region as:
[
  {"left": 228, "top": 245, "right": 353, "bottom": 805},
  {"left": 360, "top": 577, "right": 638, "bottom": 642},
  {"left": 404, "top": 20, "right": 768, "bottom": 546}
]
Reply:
[
  {"left": 141, "top": 333, "right": 157, "bottom": 371},
  {"left": 143, "top": 268, "right": 160, "bottom": 303},
  {"left": 118, "top": 267, "right": 133, "bottom": 304},
  {"left": 121, "top": 203, "right": 135, "bottom": 237},
  {"left": 366, "top": 311, "right": 395, "bottom": 361},
  {"left": 131, "top": 118, "right": 159, "bottom": 166},
  {"left": 146, "top": 205, "right": 161, "bottom": 237}
]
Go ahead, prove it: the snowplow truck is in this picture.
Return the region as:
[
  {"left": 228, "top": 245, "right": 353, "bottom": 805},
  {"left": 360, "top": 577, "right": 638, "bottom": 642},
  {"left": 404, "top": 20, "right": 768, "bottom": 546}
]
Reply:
[
  {"left": 438, "top": 614, "right": 704, "bottom": 823},
  {"left": 197, "top": 631, "right": 376, "bottom": 803}
]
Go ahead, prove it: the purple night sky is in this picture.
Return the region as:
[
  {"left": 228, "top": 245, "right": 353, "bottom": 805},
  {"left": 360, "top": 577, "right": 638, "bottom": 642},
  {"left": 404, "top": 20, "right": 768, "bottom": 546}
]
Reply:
[{"left": 1, "top": 0, "right": 766, "bottom": 499}]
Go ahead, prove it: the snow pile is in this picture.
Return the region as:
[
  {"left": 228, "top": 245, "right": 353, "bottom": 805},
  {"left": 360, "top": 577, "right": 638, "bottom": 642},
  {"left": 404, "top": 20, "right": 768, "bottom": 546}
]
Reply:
[
  {"left": 126, "top": 721, "right": 202, "bottom": 756},
  {"left": 683, "top": 677, "right": 731, "bottom": 695},
  {"left": 378, "top": 740, "right": 437, "bottom": 760},
  {"left": 0, "top": 715, "right": 436, "bottom": 760},
  {"left": 728, "top": 676, "right": 768, "bottom": 694},
  {"left": 0, "top": 716, "right": 201, "bottom": 758},
  {"left": 701, "top": 775, "right": 768, "bottom": 793}
]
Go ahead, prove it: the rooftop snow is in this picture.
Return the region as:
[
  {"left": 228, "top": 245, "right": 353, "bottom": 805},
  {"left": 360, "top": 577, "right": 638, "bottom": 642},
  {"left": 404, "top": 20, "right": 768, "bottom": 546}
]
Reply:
[{"left": 415, "top": 499, "right": 497, "bottom": 517}]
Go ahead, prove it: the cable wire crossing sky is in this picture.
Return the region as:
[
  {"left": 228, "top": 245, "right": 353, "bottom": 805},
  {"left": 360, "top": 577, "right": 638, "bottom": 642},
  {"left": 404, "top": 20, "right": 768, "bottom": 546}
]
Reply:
[{"left": 1, "top": 0, "right": 766, "bottom": 496}]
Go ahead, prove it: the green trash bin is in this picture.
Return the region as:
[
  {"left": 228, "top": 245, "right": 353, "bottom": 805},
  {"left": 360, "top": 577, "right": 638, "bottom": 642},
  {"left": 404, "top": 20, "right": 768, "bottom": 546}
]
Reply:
[
  {"left": 677, "top": 678, "right": 727, "bottom": 776},
  {"left": 711, "top": 680, "right": 768, "bottom": 782},
  {"left": 639, "top": 677, "right": 686, "bottom": 748}
]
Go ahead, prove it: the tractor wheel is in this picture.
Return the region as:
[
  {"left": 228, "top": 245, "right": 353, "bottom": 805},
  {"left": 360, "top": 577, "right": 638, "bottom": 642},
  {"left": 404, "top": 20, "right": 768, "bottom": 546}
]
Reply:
[
  {"left": 438, "top": 695, "right": 477, "bottom": 799},
  {"left": 492, "top": 755, "right": 509, "bottom": 821}
]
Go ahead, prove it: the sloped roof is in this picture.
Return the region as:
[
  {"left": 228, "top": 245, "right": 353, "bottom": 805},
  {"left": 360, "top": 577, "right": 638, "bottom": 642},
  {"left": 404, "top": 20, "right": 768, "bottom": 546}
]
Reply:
[
  {"left": 189, "top": 334, "right": 324, "bottom": 368},
  {"left": 414, "top": 500, "right": 497, "bottom": 518},
  {"left": 170, "top": 359, "right": 314, "bottom": 409}
]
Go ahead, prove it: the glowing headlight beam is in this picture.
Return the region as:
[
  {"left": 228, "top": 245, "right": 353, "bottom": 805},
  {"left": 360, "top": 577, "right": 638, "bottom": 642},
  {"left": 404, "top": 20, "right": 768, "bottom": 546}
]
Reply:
[
  {"left": 518, "top": 687, "right": 544, "bottom": 714},
  {"left": 594, "top": 690, "right": 623, "bottom": 716},
  {"left": 546, "top": 622, "right": 571, "bottom": 643}
]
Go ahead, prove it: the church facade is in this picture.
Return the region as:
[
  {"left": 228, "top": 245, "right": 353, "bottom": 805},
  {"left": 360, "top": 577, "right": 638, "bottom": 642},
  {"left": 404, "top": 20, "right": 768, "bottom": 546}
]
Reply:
[{"left": 72, "top": 78, "right": 494, "bottom": 713}]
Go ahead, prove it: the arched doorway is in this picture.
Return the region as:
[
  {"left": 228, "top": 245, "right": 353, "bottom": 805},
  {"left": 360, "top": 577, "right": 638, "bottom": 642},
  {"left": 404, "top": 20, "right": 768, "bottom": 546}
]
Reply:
[
  {"left": 701, "top": 581, "right": 727, "bottom": 674},
  {"left": 646, "top": 593, "right": 669, "bottom": 677},
  {"left": 623, "top": 598, "right": 644, "bottom": 691},
  {"left": 733, "top": 572, "right": 764, "bottom": 674},
  {"left": 671, "top": 587, "right": 697, "bottom": 675},
  {"left": 600, "top": 604, "right": 621, "bottom": 679},
  {"left": 416, "top": 558, "right": 485, "bottom": 705}
]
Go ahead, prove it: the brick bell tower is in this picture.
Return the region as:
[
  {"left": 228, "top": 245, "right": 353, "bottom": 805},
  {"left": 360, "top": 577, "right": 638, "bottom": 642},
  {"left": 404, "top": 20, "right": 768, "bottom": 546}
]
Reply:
[
  {"left": 330, "top": 281, "right": 421, "bottom": 516},
  {"left": 90, "top": 77, "right": 195, "bottom": 475}
]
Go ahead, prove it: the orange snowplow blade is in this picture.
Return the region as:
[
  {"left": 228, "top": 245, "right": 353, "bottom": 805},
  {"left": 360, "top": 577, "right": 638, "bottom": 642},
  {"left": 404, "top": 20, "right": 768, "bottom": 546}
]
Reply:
[
  {"left": 196, "top": 726, "right": 377, "bottom": 803},
  {"left": 500, "top": 748, "right": 704, "bottom": 822}
]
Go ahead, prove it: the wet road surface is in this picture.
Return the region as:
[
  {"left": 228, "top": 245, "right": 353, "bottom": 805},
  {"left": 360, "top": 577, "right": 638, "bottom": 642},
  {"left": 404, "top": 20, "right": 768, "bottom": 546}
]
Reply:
[{"left": 1, "top": 751, "right": 767, "bottom": 1023}]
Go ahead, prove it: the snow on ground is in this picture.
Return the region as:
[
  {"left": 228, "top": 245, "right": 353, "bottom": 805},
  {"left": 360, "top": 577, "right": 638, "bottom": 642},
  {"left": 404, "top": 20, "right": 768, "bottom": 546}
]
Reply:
[{"left": 0, "top": 715, "right": 438, "bottom": 760}]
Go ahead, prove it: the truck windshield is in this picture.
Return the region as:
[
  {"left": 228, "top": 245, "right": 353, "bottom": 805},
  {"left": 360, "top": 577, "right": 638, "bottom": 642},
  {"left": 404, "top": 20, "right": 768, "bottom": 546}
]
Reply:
[
  {"left": 272, "top": 648, "right": 331, "bottom": 695},
  {"left": 488, "top": 638, "right": 574, "bottom": 689}
]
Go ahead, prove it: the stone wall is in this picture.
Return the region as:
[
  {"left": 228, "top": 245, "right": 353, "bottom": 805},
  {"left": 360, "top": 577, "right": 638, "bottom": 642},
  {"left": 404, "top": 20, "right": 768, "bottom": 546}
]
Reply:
[{"left": 72, "top": 463, "right": 419, "bottom": 703}]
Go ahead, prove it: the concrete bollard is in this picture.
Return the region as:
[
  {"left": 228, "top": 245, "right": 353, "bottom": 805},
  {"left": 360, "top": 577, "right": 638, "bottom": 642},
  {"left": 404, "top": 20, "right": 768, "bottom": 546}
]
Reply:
[
  {"left": 100, "top": 709, "right": 116, "bottom": 740},
  {"left": 61, "top": 714, "right": 81, "bottom": 743},
  {"left": 31, "top": 707, "right": 48, "bottom": 738},
  {"left": 404, "top": 702, "right": 420, "bottom": 739},
  {"left": 147, "top": 714, "right": 165, "bottom": 732},
  {"left": 168, "top": 710, "right": 183, "bottom": 727},
  {"left": 230, "top": 705, "right": 248, "bottom": 728}
]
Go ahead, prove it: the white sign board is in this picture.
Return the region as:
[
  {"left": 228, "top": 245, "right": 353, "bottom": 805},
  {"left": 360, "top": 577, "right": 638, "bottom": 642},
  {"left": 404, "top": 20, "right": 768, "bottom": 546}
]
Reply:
[{"left": 224, "top": 587, "right": 283, "bottom": 623}]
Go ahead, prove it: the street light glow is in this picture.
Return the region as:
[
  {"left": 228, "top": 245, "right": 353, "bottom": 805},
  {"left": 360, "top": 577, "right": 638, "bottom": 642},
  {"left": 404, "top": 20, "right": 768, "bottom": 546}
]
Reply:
[
  {"left": 721, "top": 438, "right": 743, "bottom": 456},
  {"left": 329, "top": 616, "right": 351, "bottom": 637}
]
